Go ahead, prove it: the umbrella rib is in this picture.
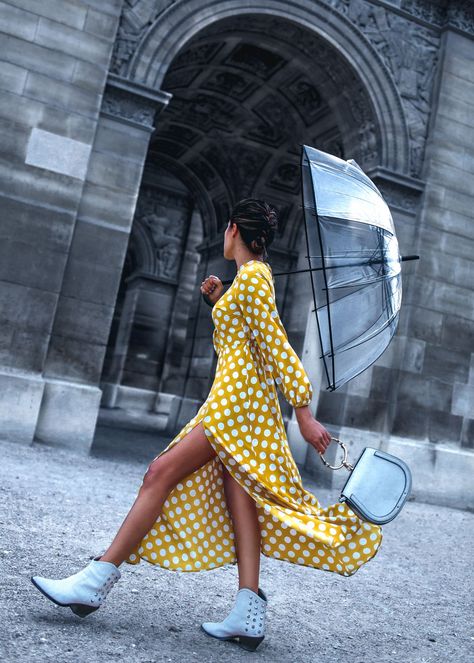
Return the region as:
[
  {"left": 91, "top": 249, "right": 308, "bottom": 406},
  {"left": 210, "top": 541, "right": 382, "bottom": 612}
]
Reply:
[
  {"left": 306, "top": 149, "right": 337, "bottom": 390},
  {"left": 301, "top": 147, "right": 334, "bottom": 389}
]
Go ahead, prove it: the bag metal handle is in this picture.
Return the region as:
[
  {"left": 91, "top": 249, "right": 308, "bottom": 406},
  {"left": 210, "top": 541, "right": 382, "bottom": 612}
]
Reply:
[{"left": 319, "top": 437, "right": 354, "bottom": 472}]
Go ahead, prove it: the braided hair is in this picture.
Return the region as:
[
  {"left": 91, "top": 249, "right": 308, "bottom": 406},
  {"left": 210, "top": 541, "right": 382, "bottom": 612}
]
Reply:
[{"left": 229, "top": 198, "right": 278, "bottom": 261}]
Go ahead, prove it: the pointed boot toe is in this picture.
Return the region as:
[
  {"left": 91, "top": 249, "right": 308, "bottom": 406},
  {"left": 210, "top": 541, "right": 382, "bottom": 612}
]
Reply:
[
  {"left": 31, "top": 558, "right": 121, "bottom": 618},
  {"left": 201, "top": 587, "right": 267, "bottom": 652}
]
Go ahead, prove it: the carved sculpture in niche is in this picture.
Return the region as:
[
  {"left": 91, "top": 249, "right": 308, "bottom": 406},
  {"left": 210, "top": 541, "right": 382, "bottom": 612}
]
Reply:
[{"left": 134, "top": 184, "right": 190, "bottom": 279}]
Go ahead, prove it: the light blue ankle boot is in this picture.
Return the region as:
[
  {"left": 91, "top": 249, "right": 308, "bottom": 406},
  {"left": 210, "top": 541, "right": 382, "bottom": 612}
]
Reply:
[
  {"left": 31, "top": 556, "right": 121, "bottom": 618},
  {"left": 201, "top": 586, "right": 268, "bottom": 652}
]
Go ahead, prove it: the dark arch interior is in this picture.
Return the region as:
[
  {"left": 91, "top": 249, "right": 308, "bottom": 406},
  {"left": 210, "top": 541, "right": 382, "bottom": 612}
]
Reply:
[{"left": 101, "top": 14, "right": 379, "bottom": 396}]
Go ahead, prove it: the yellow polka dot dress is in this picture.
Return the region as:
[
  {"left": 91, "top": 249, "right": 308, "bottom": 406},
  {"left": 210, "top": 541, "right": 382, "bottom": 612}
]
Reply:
[{"left": 125, "top": 260, "right": 383, "bottom": 576}]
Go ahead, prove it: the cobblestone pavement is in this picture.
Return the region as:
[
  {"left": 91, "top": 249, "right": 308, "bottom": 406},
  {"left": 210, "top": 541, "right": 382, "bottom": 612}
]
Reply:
[{"left": 0, "top": 429, "right": 472, "bottom": 663}]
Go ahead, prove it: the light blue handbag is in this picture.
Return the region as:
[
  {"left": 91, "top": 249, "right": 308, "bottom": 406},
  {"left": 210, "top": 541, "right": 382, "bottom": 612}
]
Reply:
[{"left": 319, "top": 438, "right": 412, "bottom": 525}]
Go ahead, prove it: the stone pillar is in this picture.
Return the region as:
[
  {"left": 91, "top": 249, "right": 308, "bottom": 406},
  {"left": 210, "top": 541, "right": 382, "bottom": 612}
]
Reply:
[
  {"left": 392, "top": 27, "right": 474, "bottom": 451},
  {"left": 34, "top": 74, "right": 171, "bottom": 453},
  {"left": 0, "top": 1, "right": 123, "bottom": 445}
]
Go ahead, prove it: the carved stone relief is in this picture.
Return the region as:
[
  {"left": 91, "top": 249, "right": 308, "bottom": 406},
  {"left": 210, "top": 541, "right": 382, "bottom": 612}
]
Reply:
[
  {"left": 102, "top": 86, "right": 157, "bottom": 127},
  {"left": 108, "top": 0, "right": 474, "bottom": 178},
  {"left": 132, "top": 183, "right": 192, "bottom": 279}
]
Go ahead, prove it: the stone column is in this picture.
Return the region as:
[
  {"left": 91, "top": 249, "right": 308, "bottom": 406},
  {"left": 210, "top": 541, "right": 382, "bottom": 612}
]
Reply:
[{"left": 34, "top": 74, "right": 171, "bottom": 453}]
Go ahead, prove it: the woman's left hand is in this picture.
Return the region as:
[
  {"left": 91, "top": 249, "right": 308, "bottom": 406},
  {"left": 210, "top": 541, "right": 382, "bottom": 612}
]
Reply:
[{"left": 298, "top": 416, "right": 332, "bottom": 455}]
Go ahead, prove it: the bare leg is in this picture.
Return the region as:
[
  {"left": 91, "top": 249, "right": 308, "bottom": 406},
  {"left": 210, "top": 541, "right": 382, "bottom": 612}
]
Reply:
[
  {"left": 222, "top": 463, "right": 261, "bottom": 594},
  {"left": 99, "top": 422, "right": 217, "bottom": 567}
]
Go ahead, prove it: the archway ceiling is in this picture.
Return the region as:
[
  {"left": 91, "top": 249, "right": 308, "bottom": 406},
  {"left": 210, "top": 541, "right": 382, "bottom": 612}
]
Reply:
[{"left": 149, "top": 14, "right": 378, "bottom": 250}]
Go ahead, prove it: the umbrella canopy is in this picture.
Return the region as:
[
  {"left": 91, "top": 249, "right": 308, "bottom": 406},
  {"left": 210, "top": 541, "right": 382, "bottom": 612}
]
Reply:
[{"left": 301, "top": 145, "right": 404, "bottom": 391}]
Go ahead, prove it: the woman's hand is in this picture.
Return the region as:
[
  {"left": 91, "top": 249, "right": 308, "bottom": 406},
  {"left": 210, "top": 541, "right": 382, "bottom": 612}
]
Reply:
[
  {"left": 296, "top": 409, "right": 332, "bottom": 454},
  {"left": 201, "top": 275, "right": 224, "bottom": 305}
]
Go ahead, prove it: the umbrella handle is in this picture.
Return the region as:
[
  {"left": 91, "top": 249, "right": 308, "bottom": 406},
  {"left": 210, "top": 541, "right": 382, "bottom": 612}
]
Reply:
[{"left": 319, "top": 437, "right": 354, "bottom": 471}]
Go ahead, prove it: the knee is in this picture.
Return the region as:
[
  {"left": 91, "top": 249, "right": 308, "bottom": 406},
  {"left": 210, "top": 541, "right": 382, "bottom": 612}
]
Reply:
[{"left": 142, "top": 457, "right": 174, "bottom": 492}]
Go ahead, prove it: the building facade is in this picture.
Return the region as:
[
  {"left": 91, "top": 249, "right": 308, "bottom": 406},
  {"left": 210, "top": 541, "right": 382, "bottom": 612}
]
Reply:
[{"left": 0, "top": 0, "right": 473, "bottom": 506}]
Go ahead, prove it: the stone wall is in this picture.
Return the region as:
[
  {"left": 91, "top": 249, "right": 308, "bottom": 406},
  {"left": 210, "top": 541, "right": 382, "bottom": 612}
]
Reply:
[
  {"left": 393, "top": 28, "right": 474, "bottom": 448},
  {"left": 0, "top": 0, "right": 123, "bottom": 444}
]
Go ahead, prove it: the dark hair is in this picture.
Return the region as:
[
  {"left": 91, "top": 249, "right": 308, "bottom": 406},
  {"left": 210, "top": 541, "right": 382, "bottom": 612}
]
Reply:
[{"left": 229, "top": 198, "right": 278, "bottom": 260}]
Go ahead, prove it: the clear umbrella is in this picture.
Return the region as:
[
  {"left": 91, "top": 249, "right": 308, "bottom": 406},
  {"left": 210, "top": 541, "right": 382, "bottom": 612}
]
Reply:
[{"left": 299, "top": 145, "right": 418, "bottom": 391}]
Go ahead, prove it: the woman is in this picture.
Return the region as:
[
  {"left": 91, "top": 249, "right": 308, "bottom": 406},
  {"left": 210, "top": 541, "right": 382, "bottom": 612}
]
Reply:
[{"left": 31, "top": 198, "right": 383, "bottom": 652}]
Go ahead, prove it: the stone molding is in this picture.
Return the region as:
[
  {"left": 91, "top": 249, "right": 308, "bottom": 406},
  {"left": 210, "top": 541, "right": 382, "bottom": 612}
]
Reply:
[
  {"left": 101, "top": 73, "right": 172, "bottom": 130},
  {"left": 367, "top": 166, "right": 425, "bottom": 214}
]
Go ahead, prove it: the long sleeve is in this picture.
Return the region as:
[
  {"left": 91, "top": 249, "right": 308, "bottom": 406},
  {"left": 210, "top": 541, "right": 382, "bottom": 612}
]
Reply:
[{"left": 235, "top": 263, "right": 313, "bottom": 408}]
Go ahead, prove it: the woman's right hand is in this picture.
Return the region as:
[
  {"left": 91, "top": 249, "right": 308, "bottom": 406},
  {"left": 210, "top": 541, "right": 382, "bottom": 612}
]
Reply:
[{"left": 201, "top": 275, "right": 224, "bottom": 305}]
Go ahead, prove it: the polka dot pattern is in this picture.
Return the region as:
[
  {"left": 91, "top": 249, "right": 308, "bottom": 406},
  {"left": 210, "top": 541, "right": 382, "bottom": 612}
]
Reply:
[{"left": 125, "top": 260, "right": 383, "bottom": 576}]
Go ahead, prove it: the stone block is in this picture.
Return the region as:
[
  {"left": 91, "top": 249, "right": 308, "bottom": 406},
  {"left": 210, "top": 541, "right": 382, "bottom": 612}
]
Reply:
[
  {"left": 0, "top": 60, "right": 27, "bottom": 95},
  {"left": 44, "top": 334, "right": 107, "bottom": 384},
  {"left": 438, "top": 92, "right": 472, "bottom": 128},
  {"left": 417, "top": 248, "right": 473, "bottom": 290},
  {"left": 452, "top": 383, "right": 474, "bottom": 418},
  {"left": 426, "top": 159, "right": 468, "bottom": 196},
  {"left": 52, "top": 296, "right": 114, "bottom": 345},
  {"left": 346, "top": 364, "right": 373, "bottom": 397},
  {"left": 24, "top": 72, "right": 101, "bottom": 119},
  {"left": 35, "top": 378, "right": 102, "bottom": 453},
  {"left": 423, "top": 343, "right": 470, "bottom": 384},
  {"left": 0, "top": 280, "right": 57, "bottom": 333},
  {"left": 0, "top": 239, "right": 68, "bottom": 293},
  {"left": 35, "top": 17, "right": 112, "bottom": 66},
  {"left": 343, "top": 394, "right": 387, "bottom": 431},
  {"left": 11, "top": 0, "right": 88, "bottom": 30},
  {"left": 0, "top": 194, "right": 75, "bottom": 252},
  {"left": 85, "top": 150, "right": 145, "bottom": 194},
  {"left": 1, "top": 33, "right": 78, "bottom": 84},
  {"left": 0, "top": 325, "right": 49, "bottom": 373},
  {"left": 411, "top": 276, "right": 474, "bottom": 320},
  {"left": 77, "top": 181, "right": 139, "bottom": 231},
  {"left": 0, "top": 154, "right": 84, "bottom": 213},
  {"left": 375, "top": 334, "right": 424, "bottom": 373},
  {"left": 392, "top": 401, "right": 429, "bottom": 439},
  {"left": 441, "top": 315, "right": 474, "bottom": 353},
  {"left": 71, "top": 60, "right": 107, "bottom": 93},
  {"left": 0, "top": 370, "right": 44, "bottom": 444},
  {"left": 316, "top": 390, "right": 345, "bottom": 426},
  {"left": 61, "top": 256, "right": 122, "bottom": 306},
  {"left": 409, "top": 306, "right": 443, "bottom": 344},
  {"left": 428, "top": 409, "right": 463, "bottom": 444},
  {"left": 425, "top": 205, "right": 472, "bottom": 241},
  {"left": 368, "top": 365, "right": 395, "bottom": 401},
  {"left": 93, "top": 116, "right": 151, "bottom": 162},
  {"left": 445, "top": 53, "right": 474, "bottom": 84},
  {"left": 396, "top": 371, "right": 432, "bottom": 409},
  {"left": 69, "top": 218, "right": 129, "bottom": 268},
  {"left": 84, "top": 7, "right": 119, "bottom": 39},
  {"left": 429, "top": 379, "right": 453, "bottom": 413},
  {"left": 0, "top": 88, "right": 96, "bottom": 145},
  {"left": 80, "top": 0, "right": 122, "bottom": 15},
  {"left": 0, "top": 3, "right": 39, "bottom": 41}
]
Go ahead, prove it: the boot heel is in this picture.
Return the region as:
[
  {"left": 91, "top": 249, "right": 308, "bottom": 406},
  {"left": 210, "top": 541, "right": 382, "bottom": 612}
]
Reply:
[
  {"left": 70, "top": 603, "right": 99, "bottom": 618},
  {"left": 238, "top": 634, "right": 264, "bottom": 652}
]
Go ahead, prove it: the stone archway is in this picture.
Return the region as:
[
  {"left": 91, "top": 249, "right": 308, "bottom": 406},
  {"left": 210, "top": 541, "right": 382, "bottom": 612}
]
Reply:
[
  {"left": 100, "top": 0, "right": 424, "bottom": 440},
  {"left": 114, "top": 0, "right": 411, "bottom": 174}
]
